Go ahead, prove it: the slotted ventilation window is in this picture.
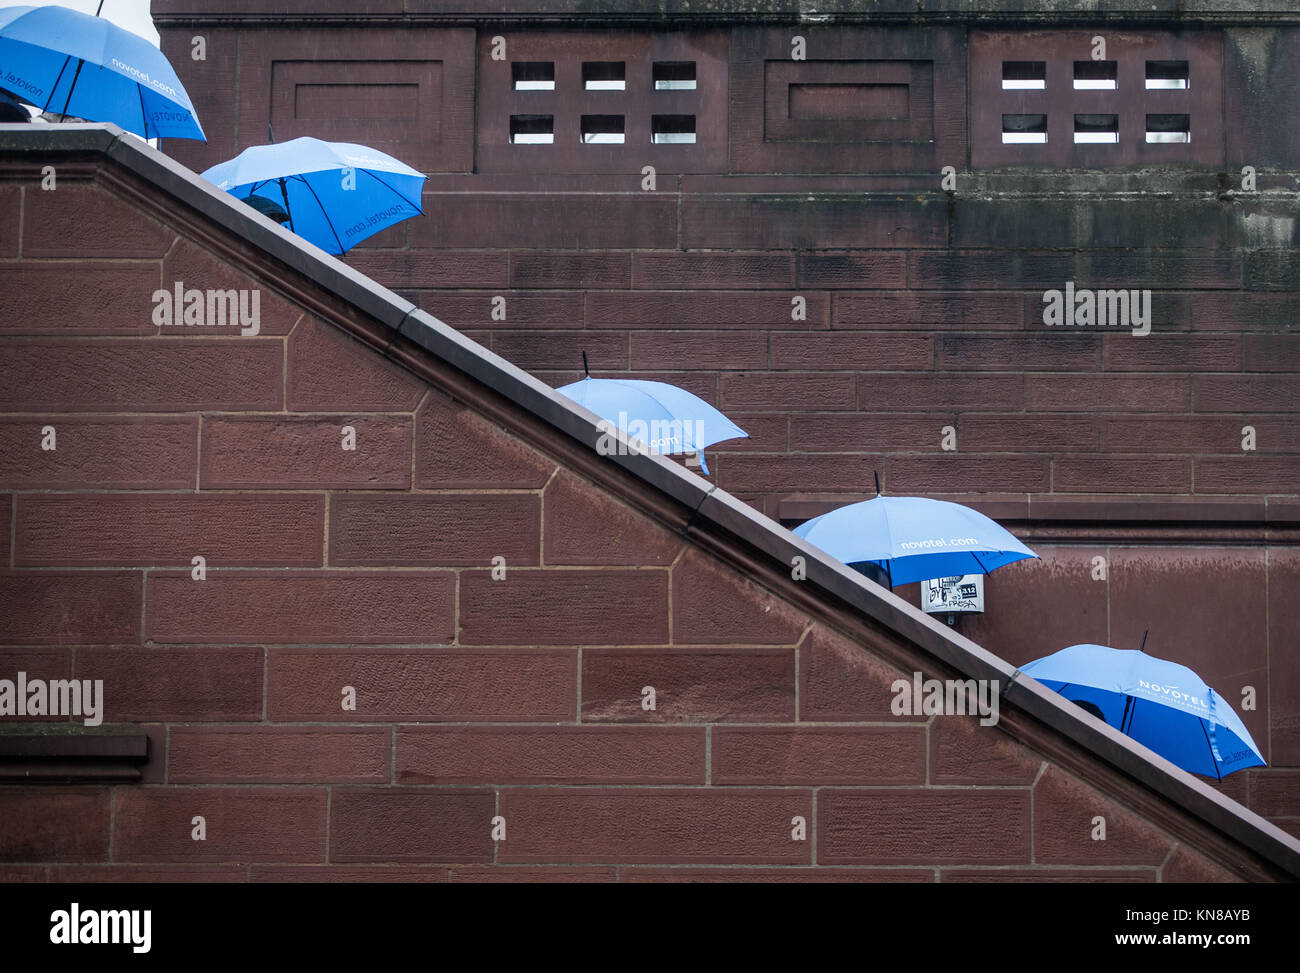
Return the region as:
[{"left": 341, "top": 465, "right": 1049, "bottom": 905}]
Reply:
[
  {"left": 510, "top": 114, "right": 553, "bottom": 144},
  {"left": 653, "top": 61, "right": 697, "bottom": 90},
  {"left": 651, "top": 114, "right": 696, "bottom": 143},
  {"left": 972, "top": 34, "right": 1214, "bottom": 167},
  {"left": 1002, "top": 61, "right": 1046, "bottom": 90},
  {"left": 1074, "top": 113, "right": 1119, "bottom": 143},
  {"left": 1002, "top": 113, "right": 1047, "bottom": 144},
  {"left": 583, "top": 62, "right": 625, "bottom": 91},
  {"left": 512, "top": 62, "right": 555, "bottom": 91},
  {"left": 1146, "top": 113, "right": 1190, "bottom": 143},
  {"left": 482, "top": 36, "right": 720, "bottom": 174},
  {"left": 1074, "top": 60, "right": 1118, "bottom": 90},
  {"left": 581, "top": 114, "right": 624, "bottom": 143},
  {"left": 1146, "top": 60, "right": 1188, "bottom": 89}
]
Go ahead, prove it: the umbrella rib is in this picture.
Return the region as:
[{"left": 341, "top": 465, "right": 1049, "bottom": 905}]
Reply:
[
  {"left": 1198, "top": 718, "right": 1222, "bottom": 782},
  {"left": 60, "top": 58, "right": 86, "bottom": 119},
  {"left": 278, "top": 177, "right": 296, "bottom": 234},
  {"left": 293, "top": 174, "right": 344, "bottom": 253},
  {"left": 137, "top": 82, "right": 147, "bottom": 140},
  {"left": 880, "top": 498, "right": 897, "bottom": 583},
  {"left": 358, "top": 167, "right": 424, "bottom": 213},
  {"left": 43, "top": 54, "right": 74, "bottom": 114}
]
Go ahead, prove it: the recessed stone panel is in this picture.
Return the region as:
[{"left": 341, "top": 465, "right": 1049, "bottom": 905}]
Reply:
[
  {"left": 237, "top": 28, "right": 475, "bottom": 173},
  {"left": 730, "top": 26, "right": 966, "bottom": 173}
]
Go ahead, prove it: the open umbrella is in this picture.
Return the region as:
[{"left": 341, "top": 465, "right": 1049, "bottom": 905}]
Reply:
[
  {"left": 1020, "top": 639, "right": 1265, "bottom": 779},
  {"left": 201, "top": 137, "right": 426, "bottom": 255},
  {"left": 557, "top": 355, "right": 747, "bottom": 475},
  {"left": 793, "top": 476, "right": 1037, "bottom": 587},
  {"left": 0, "top": 3, "right": 204, "bottom": 139},
  {"left": 48, "top": 0, "right": 160, "bottom": 48}
]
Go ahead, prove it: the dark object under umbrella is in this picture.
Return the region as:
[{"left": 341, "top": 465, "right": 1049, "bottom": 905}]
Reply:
[
  {"left": 0, "top": 89, "right": 29, "bottom": 122},
  {"left": 242, "top": 195, "right": 290, "bottom": 225}
]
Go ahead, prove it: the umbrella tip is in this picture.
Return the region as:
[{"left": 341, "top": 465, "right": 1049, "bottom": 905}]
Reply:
[
  {"left": 1139, "top": 629, "right": 1149, "bottom": 653},
  {"left": 267, "top": 122, "right": 275, "bottom": 144},
  {"left": 874, "top": 470, "right": 882, "bottom": 496},
  {"left": 582, "top": 351, "right": 589, "bottom": 378}
]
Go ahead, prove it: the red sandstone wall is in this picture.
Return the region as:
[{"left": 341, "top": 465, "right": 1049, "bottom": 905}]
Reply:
[
  {"left": 142, "top": 16, "right": 1300, "bottom": 813},
  {"left": 0, "top": 169, "right": 1267, "bottom": 880}
]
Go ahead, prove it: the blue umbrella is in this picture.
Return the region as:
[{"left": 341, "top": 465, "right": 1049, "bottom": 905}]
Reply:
[
  {"left": 793, "top": 479, "right": 1037, "bottom": 587},
  {"left": 201, "top": 137, "right": 426, "bottom": 255},
  {"left": 0, "top": 4, "right": 204, "bottom": 140},
  {"left": 557, "top": 357, "right": 747, "bottom": 475},
  {"left": 1021, "top": 640, "right": 1265, "bottom": 779}
]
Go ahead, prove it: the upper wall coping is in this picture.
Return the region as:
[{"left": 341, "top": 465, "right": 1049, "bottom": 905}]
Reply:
[
  {"left": 147, "top": 1, "right": 1300, "bottom": 27},
  {"left": 2, "top": 123, "right": 1297, "bottom": 879}
]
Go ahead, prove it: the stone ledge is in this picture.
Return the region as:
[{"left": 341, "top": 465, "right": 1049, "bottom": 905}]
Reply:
[{"left": 149, "top": 1, "right": 1300, "bottom": 26}]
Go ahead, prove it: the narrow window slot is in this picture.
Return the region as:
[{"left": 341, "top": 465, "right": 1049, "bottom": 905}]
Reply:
[
  {"left": 1002, "top": 113, "right": 1047, "bottom": 144},
  {"left": 1074, "top": 60, "right": 1118, "bottom": 90},
  {"left": 583, "top": 62, "right": 625, "bottom": 91},
  {"left": 1074, "top": 113, "right": 1119, "bottom": 144},
  {"left": 510, "top": 114, "right": 554, "bottom": 144},
  {"left": 1146, "top": 60, "right": 1189, "bottom": 89},
  {"left": 1146, "top": 113, "right": 1190, "bottom": 143},
  {"left": 651, "top": 114, "right": 696, "bottom": 143},
  {"left": 653, "top": 61, "right": 697, "bottom": 90},
  {"left": 512, "top": 62, "right": 555, "bottom": 91},
  {"left": 581, "top": 114, "right": 625, "bottom": 143},
  {"left": 1002, "top": 61, "right": 1046, "bottom": 90}
]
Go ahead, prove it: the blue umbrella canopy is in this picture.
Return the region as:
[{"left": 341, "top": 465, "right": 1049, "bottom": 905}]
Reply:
[
  {"left": 51, "top": 1, "right": 160, "bottom": 47},
  {"left": 201, "top": 137, "right": 426, "bottom": 255},
  {"left": 1021, "top": 643, "right": 1265, "bottom": 779},
  {"left": 557, "top": 376, "right": 747, "bottom": 475},
  {"left": 793, "top": 494, "right": 1037, "bottom": 586},
  {"left": 0, "top": 4, "right": 204, "bottom": 139}
]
